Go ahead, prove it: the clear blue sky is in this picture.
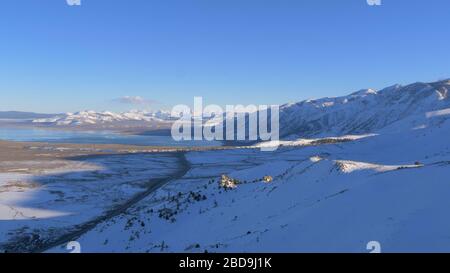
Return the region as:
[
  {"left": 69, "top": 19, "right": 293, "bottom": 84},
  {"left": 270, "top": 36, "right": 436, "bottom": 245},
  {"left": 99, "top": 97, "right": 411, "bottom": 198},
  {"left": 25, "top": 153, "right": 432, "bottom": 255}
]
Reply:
[{"left": 1, "top": 0, "right": 449, "bottom": 113}]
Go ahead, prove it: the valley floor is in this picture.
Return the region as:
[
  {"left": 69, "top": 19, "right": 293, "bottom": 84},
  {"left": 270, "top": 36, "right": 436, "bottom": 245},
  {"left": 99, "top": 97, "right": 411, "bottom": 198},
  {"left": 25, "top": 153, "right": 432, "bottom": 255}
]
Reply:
[{"left": 2, "top": 119, "right": 450, "bottom": 252}]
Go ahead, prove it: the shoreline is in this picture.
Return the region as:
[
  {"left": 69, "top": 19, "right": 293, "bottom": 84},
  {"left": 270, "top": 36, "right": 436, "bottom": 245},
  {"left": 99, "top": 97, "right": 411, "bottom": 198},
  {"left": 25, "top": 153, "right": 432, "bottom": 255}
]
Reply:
[
  {"left": 0, "top": 139, "right": 233, "bottom": 163},
  {"left": 0, "top": 119, "right": 173, "bottom": 135},
  {"left": 0, "top": 123, "right": 228, "bottom": 150}
]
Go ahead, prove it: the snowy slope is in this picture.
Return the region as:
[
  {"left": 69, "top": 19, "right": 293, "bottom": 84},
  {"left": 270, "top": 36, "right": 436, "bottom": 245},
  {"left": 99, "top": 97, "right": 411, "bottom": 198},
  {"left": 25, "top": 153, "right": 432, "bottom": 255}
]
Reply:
[
  {"left": 278, "top": 79, "right": 450, "bottom": 138},
  {"left": 43, "top": 113, "right": 450, "bottom": 253}
]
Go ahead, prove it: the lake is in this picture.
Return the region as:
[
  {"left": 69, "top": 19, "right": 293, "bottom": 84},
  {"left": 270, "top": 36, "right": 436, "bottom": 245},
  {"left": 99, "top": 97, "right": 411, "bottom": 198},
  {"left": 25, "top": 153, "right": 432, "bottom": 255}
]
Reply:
[{"left": 0, "top": 127, "right": 222, "bottom": 147}]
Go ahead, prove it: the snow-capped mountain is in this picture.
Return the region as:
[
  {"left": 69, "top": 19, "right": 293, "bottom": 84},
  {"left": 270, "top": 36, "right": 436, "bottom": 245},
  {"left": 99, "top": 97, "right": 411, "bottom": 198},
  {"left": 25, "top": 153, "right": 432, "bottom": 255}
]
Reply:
[
  {"left": 278, "top": 79, "right": 450, "bottom": 138},
  {"left": 32, "top": 110, "right": 175, "bottom": 126},
  {"left": 30, "top": 79, "right": 450, "bottom": 139}
]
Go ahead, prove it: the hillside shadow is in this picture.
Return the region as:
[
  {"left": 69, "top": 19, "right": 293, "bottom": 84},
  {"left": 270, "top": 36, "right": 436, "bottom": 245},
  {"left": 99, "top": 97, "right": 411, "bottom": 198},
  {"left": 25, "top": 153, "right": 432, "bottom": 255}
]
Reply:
[{"left": 0, "top": 151, "right": 186, "bottom": 253}]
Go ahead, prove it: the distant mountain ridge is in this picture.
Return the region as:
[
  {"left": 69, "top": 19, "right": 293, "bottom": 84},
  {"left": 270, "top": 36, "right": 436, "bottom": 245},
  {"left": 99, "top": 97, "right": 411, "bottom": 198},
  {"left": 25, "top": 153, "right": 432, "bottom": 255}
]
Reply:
[
  {"left": 0, "top": 111, "right": 58, "bottom": 119},
  {"left": 7, "top": 79, "right": 450, "bottom": 139},
  {"left": 32, "top": 110, "right": 175, "bottom": 126}
]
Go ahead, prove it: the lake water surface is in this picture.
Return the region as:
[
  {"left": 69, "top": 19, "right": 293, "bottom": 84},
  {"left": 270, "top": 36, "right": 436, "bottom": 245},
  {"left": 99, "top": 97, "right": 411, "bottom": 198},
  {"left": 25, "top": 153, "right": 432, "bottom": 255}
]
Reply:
[{"left": 0, "top": 127, "right": 221, "bottom": 147}]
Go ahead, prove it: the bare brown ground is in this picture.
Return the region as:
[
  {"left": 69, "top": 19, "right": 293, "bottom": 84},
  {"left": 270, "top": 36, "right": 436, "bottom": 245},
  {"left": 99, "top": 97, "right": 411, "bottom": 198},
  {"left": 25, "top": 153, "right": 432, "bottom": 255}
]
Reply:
[{"left": 0, "top": 140, "right": 230, "bottom": 173}]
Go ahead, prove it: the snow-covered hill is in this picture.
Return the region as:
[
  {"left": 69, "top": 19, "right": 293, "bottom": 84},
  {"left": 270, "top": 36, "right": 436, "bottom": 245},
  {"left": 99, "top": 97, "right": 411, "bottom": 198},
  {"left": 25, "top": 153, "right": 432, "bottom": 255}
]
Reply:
[
  {"left": 278, "top": 79, "right": 450, "bottom": 138},
  {"left": 42, "top": 110, "right": 450, "bottom": 253},
  {"left": 32, "top": 110, "right": 175, "bottom": 126}
]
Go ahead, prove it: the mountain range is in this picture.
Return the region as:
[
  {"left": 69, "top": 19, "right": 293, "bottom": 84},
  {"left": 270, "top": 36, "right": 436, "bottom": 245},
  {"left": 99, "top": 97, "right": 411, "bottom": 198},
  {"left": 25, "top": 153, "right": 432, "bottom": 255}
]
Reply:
[
  {"left": 0, "top": 111, "right": 58, "bottom": 120},
  {"left": 278, "top": 79, "right": 450, "bottom": 138},
  {"left": 32, "top": 110, "right": 175, "bottom": 126},
  {"left": 4, "top": 79, "right": 450, "bottom": 140}
]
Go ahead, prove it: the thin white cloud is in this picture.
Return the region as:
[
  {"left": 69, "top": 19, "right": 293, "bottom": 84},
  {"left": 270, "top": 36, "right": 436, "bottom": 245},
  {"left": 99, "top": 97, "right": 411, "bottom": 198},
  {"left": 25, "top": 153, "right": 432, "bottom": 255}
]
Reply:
[{"left": 114, "top": 96, "right": 157, "bottom": 105}]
